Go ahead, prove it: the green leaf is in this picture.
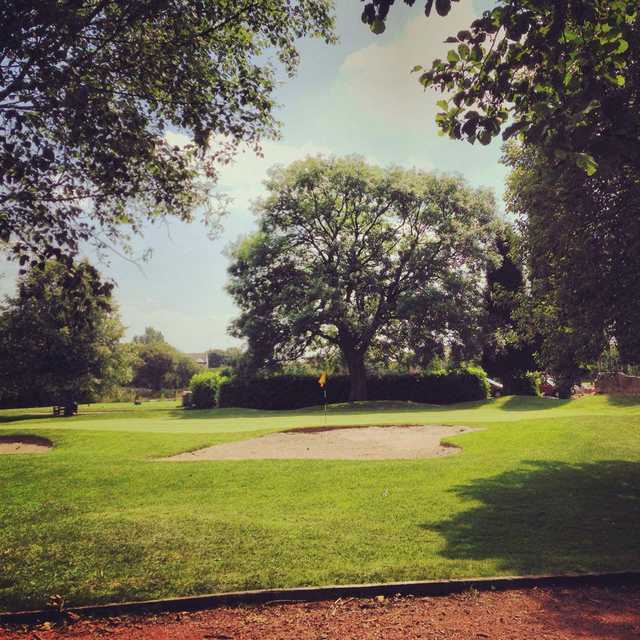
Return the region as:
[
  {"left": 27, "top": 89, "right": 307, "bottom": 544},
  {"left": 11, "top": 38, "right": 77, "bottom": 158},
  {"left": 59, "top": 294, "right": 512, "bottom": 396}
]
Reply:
[
  {"left": 370, "top": 18, "right": 386, "bottom": 35},
  {"left": 424, "top": 0, "right": 434, "bottom": 17},
  {"left": 411, "top": 65, "right": 423, "bottom": 73},
  {"left": 435, "top": 0, "right": 452, "bottom": 17},
  {"left": 575, "top": 153, "right": 598, "bottom": 176},
  {"left": 615, "top": 38, "right": 629, "bottom": 53},
  {"left": 458, "top": 43, "right": 470, "bottom": 59},
  {"left": 447, "top": 49, "right": 460, "bottom": 63},
  {"left": 437, "top": 99, "right": 449, "bottom": 111},
  {"left": 615, "top": 75, "right": 626, "bottom": 87}
]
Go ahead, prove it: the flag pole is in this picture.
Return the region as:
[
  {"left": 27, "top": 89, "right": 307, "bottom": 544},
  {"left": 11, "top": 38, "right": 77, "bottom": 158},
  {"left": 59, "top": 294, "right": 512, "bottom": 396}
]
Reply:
[{"left": 323, "top": 387, "right": 327, "bottom": 426}]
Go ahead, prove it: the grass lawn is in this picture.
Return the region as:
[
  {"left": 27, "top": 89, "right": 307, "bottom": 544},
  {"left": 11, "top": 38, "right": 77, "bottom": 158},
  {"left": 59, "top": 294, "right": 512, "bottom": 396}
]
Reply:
[{"left": 1, "top": 395, "right": 639, "bottom": 611}]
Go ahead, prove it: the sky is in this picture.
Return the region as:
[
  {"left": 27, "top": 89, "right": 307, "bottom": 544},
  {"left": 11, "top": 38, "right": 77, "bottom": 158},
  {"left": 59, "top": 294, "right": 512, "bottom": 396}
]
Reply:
[{"left": 2, "top": 0, "right": 505, "bottom": 353}]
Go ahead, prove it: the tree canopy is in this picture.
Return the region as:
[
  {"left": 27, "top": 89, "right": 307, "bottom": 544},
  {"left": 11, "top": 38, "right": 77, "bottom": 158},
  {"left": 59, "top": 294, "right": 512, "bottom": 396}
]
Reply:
[
  {"left": 0, "top": 261, "right": 131, "bottom": 411},
  {"left": 480, "top": 223, "right": 538, "bottom": 390},
  {"left": 227, "top": 156, "right": 496, "bottom": 400},
  {"left": 361, "top": 0, "right": 639, "bottom": 175},
  {"left": 1, "top": 0, "right": 335, "bottom": 278},
  {"left": 503, "top": 141, "right": 640, "bottom": 391},
  {"left": 130, "top": 327, "right": 202, "bottom": 390}
]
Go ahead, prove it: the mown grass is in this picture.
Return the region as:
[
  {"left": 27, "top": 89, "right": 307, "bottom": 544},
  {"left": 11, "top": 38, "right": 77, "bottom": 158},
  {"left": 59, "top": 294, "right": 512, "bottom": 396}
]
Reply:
[{"left": 1, "top": 395, "right": 639, "bottom": 611}]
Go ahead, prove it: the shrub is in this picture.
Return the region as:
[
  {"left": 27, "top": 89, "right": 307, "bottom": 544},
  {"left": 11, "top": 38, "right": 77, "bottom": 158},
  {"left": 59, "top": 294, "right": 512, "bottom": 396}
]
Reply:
[
  {"left": 217, "top": 369, "right": 490, "bottom": 410},
  {"left": 505, "top": 371, "right": 541, "bottom": 396},
  {"left": 189, "top": 371, "right": 223, "bottom": 409}
]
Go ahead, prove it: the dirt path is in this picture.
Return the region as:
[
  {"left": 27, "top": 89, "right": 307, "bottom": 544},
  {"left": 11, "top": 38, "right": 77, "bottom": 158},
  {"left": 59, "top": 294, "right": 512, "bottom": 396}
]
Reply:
[
  {"left": 2, "top": 586, "right": 639, "bottom": 639},
  {"left": 164, "top": 424, "right": 475, "bottom": 461}
]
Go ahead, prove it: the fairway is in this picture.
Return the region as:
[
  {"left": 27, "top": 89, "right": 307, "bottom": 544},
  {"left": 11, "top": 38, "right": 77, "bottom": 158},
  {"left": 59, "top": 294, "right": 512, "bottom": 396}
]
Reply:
[{"left": 1, "top": 395, "right": 640, "bottom": 612}]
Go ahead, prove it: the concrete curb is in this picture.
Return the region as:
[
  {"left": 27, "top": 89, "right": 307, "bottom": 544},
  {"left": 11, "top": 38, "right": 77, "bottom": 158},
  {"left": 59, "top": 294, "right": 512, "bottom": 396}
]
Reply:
[{"left": 2, "top": 571, "right": 639, "bottom": 626}]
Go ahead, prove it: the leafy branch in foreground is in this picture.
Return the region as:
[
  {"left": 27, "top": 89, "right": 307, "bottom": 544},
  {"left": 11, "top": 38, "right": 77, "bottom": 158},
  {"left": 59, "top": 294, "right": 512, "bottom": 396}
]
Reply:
[
  {"left": 361, "top": 0, "right": 639, "bottom": 174},
  {"left": 1, "top": 0, "right": 335, "bottom": 275}
]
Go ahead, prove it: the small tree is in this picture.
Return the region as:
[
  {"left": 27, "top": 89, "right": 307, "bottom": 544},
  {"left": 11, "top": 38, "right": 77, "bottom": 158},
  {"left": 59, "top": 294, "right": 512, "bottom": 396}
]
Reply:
[
  {"left": 0, "top": 261, "right": 131, "bottom": 413},
  {"left": 481, "top": 224, "right": 539, "bottom": 390},
  {"left": 227, "top": 156, "right": 496, "bottom": 401}
]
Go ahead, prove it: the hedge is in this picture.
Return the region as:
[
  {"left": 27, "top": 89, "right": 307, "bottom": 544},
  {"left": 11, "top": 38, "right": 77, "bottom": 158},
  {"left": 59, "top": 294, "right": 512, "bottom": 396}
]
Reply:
[
  {"left": 189, "top": 371, "right": 224, "bottom": 409},
  {"left": 504, "top": 371, "right": 541, "bottom": 396},
  {"left": 217, "top": 369, "right": 489, "bottom": 410}
]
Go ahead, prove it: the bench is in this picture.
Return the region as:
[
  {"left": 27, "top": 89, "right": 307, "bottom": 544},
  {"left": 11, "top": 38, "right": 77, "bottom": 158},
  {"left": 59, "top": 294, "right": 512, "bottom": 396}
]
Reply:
[{"left": 52, "top": 404, "right": 78, "bottom": 417}]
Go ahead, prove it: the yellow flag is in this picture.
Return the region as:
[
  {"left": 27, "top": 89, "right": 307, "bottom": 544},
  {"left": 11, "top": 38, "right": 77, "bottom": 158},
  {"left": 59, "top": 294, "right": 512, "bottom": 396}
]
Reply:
[{"left": 318, "top": 372, "right": 327, "bottom": 388}]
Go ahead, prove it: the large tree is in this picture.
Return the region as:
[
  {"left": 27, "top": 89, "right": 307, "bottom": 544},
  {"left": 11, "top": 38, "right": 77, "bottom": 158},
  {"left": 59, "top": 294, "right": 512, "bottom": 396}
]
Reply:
[
  {"left": 361, "top": 0, "right": 639, "bottom": 175},
  {"left": 0, "top": 261, "right": 131, "bottom": 412},
  {"left": 227, "top": 156, "right": 496, "bottom": 401},
  {"left": 1, "top": 0, "right": 335, "bottom": 281},
  {"left": 503, "top": 142, "right": 640, "bottom": 392}
]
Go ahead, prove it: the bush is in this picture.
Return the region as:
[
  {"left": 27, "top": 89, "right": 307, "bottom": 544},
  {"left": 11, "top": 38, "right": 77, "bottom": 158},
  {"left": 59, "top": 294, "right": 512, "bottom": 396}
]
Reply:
[
  {"left": 504, "top": 371, "right": 541, "bottom": 396},
  {"left": 217, "top": 369, "right": 490, "bottom": 410},
  {"left": 189, "top": 371, "right": 223, "bottom": 409}
]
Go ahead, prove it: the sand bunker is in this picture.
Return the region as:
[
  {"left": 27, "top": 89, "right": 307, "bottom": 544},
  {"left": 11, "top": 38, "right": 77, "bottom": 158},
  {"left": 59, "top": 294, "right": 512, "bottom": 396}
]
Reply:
[
  {"left": 0, "top": 435, "right": 52, "bottom": 455},
  {"left": 165, "top": 424, "right": 475, "bottom": 461}
]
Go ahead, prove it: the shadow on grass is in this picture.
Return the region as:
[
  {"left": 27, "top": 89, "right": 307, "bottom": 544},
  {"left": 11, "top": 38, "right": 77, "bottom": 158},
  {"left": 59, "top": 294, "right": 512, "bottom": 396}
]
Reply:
[
  {"left": 498, "top": 396, "right": 571, "bottom": 411},
  {"left": 605, "top": 394, "right": 640, "bottom": 407},
  {"left": 420, "top": 460, "right": 640, "bottom": 575},
  {"left": 0, "top": 412, "right": 55, "bottom": 425}
]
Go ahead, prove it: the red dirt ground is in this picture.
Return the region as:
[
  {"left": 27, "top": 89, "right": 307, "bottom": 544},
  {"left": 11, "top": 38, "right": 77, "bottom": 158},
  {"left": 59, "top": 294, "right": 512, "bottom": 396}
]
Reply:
[{"left": 2, "top": 586, "right": 640, "bottom": 639}]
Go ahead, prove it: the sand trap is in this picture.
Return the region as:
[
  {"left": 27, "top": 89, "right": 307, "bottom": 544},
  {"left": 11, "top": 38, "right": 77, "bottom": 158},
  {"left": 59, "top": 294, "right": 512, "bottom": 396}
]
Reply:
[
  {"left": 0, "top": 435, "right": 52, "bottom": 455},
  {"left": 165, "top": 424, "right": 476, "bottom": 461}
]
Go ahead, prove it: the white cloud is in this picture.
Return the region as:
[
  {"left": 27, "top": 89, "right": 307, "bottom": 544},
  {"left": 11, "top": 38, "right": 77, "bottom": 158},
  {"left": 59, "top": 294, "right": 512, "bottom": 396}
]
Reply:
[
  {"left": 335, "top": 8, "right": 478, "bottom": 133},
  {"left": 216, "top": 139, "right": 333, "bottom": 202}
]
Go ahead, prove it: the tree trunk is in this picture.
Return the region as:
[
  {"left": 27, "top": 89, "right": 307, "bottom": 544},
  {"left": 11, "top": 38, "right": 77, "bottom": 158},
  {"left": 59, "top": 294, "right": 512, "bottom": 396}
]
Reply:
[
  {"left": 345, "top": 350, "right": 368, "bottom": 402},
  {"left": 64, "top": 392, "right": 77, "bottom": 417}
]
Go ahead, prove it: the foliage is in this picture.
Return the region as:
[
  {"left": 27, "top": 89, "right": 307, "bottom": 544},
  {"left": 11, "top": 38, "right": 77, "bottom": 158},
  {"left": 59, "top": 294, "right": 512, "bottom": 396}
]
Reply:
[
  {"left": 505, "top": 371, "right": 541, "bottom": 397},
  {"left": 217, "top": 369, "right": 489, "bottom": 410},
  {"left": 130, "top": 337, "right": 202, "bottom": 391},
  {"left": 503, "top": 142, "right": 640, "bottom": 392},
  {"left": 362, "top": 1, "right": 639, "bottom": 175},
  {"left": 227, "top": 155, "right": 497, "bottom": 401},
  {"left": 1, "top": 0, "right": 335, "bottom": 279},
  {"left": 189, "top": 370, "right": 226, "bottom": 409},
  {"left": 481, "top": 224, "right": 539, "bottom": 386},
  {"left": 133, "top": 327, "right": 166, "bottom": 345},
  {"left": 0, "top": 261, "right": 131, "bottom": 410},
  {"left": 207, "top": 347, "right": 243, "bottom": 369}
]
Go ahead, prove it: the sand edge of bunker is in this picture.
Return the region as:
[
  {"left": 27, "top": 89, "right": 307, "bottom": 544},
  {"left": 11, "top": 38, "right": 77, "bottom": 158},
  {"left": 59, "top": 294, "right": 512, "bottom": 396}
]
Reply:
[
  {"left": 163, "top": 424, "right": 479, "bottom": 461},
  {"left": 0, "top": 435, "right": 53, "bottom": 455}
]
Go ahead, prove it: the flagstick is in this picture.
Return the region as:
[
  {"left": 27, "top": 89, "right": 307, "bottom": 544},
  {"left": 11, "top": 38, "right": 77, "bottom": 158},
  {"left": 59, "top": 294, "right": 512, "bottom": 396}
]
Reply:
[{"left": 323, "top": 388, "right": 327, "bottom": 426}]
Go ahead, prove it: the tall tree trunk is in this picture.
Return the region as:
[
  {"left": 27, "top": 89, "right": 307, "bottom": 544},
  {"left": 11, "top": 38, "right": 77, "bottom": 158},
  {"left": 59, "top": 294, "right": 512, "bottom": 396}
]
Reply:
[{"left": 345, "top": 349, "right": 367, "bottom": 402}]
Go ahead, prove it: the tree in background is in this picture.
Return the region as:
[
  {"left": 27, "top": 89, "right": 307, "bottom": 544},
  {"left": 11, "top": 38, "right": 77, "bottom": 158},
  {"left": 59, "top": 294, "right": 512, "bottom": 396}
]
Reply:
[
  {"left": 0, "top": 261, "right": 131, "bottom": 413},
  {"left": 227, "top": 156, "right": 496, "bottom": 401},
  {"left": 132, "top": 327, "right": 166, "bottom": 346},
  {"left": 481, "top": 223, "right": 539, "bottom": 391},
  {"left": 1, "top": 0, "right": 335, "bottom": 285},
  {"left": 362, "top": 0, "right": 639, "bottom": 175},
  {"left": 130, "top": 328, "right": 201, "bottom": 390},
  {"left": 503, "top": 142, "right": 640, "bottom": 395},
  {"left": 207, "top": 347, "right": 243, "bottom": 370}
]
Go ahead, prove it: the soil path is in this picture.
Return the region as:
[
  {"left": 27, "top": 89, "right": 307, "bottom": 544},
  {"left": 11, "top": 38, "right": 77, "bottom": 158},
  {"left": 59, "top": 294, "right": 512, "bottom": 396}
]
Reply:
[
  {"left": 2, "top": 586, "right": 639, "bottom": 639},
  {"left": 164, "top": 424, "right": 475, "bottom": 461}
]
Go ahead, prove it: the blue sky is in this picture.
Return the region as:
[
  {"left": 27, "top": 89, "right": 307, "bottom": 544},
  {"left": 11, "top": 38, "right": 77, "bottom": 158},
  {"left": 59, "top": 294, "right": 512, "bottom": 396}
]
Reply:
[{"left": 2, "top": 1, "right": 505, "bottom": 352}]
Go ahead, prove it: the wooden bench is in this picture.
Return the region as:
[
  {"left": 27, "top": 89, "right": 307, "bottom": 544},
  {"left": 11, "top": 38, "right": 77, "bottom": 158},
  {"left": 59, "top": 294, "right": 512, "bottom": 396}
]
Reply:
[{"left": 52, "top": 404, "right": 77, "bottom": 417}]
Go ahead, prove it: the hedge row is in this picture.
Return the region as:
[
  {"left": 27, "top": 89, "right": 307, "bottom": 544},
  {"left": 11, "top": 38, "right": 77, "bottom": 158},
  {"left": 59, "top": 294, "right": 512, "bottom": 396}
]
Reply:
[{"left": 217, "top": 370, "right": 489, "bottom": 410}]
